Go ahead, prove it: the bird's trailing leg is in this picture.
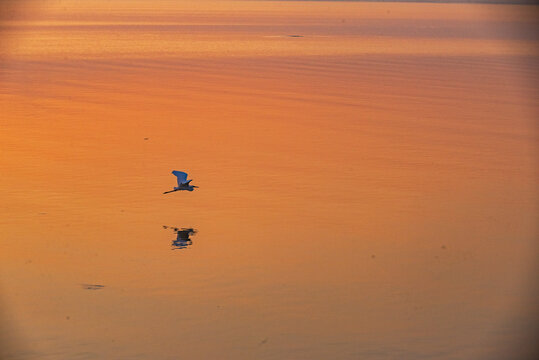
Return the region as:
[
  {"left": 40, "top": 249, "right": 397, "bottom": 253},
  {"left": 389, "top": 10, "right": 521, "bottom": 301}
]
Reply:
[{"left": 163, "top": 188, "right": 181, "bottom": 194}]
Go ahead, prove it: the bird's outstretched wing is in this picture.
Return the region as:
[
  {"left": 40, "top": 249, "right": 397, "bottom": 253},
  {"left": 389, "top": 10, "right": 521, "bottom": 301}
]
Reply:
[{"left": 172, "top": 170, "right": 189, "bottom": 185}]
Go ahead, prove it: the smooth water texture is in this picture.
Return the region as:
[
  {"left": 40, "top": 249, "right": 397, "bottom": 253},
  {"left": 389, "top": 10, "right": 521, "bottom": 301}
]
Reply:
[{"left": 1, "top": 1, "right": 538, "bottom": 359}]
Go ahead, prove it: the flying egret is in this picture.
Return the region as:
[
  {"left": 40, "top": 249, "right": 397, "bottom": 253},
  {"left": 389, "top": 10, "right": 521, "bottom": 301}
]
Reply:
[{"left": 163, "top": 170, "right": 198, "bottom": 194}]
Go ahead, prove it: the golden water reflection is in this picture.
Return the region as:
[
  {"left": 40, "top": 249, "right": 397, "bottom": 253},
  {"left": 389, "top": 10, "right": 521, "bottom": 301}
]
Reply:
[{"left": 1, "top": 1, "right": 538, "bottom": 359}]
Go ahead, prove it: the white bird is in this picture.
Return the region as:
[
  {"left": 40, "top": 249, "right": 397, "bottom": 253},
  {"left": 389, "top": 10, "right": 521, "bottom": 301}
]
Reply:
[{"left": 163, "top": 170, "right": 198, "bottom": 194}]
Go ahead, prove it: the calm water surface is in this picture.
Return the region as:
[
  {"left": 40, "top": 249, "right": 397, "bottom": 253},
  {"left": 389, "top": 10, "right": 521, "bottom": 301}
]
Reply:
[{"left": 1, "top": 1, "right": 538, "bottom": 359}]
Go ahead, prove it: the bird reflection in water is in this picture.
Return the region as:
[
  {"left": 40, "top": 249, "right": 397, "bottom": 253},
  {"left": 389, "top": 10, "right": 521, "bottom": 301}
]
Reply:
[{"left": 163, "top": 226, "right": 197, "bottom": 250}]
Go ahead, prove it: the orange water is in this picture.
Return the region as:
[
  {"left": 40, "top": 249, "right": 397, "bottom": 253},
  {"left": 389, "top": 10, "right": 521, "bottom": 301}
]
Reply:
[{"left": 1, "top": 1, "right": 538, "bottom": 359}]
